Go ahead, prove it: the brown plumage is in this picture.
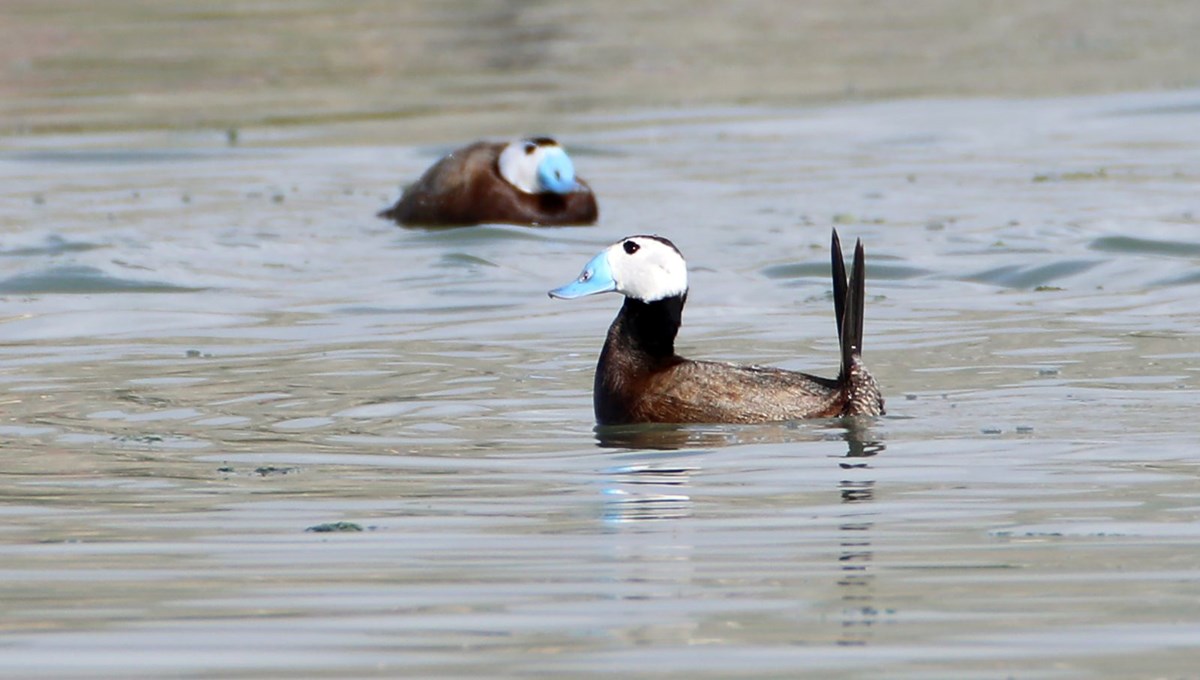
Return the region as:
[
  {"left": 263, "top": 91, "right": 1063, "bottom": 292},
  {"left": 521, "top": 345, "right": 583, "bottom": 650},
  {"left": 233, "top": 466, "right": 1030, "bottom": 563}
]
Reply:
[
  {"left": 378, "top": 140, "right": 598, "bottom": 227},
  {"left": 560, "top": 231, "right": 884, "bottom": 425}
]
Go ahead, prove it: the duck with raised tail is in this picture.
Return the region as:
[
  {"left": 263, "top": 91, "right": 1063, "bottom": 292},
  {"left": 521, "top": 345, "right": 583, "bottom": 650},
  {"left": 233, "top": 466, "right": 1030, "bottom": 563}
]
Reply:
[
  {"left": 549, "top": 230, "right": 885, "bottom": 425},
  {"left": 378, "top": 137, "right": 598, "bottom": 227}
]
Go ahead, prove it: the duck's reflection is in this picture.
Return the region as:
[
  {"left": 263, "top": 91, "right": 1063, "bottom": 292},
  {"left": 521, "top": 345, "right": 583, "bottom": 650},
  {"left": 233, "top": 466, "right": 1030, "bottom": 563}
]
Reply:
[
  {"left": 593, "top": 422, "right": 742, "bottom": 450},
  {"left": 596, "top": 419, "right": 884, "bottom": 528},
  {"left": 596, "top": 422, "right": 746, "bottom": 524},
  {"left": 835, "top": 421, "right": 881, "bottom": 647},
  {"left": 595, "top": 420, "right": 886, "bottom": 649},
  {"left": 593, "top": 418, "right": 885, "bottom": 451},
  {"left": 602, "top": 461, "right": 697, "bottom": 523}
]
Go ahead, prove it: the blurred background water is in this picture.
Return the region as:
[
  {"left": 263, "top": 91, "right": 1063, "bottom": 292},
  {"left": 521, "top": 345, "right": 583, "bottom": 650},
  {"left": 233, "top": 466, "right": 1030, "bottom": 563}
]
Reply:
[{"left": 2, "top": 2, "right": 1200, "bottom": 678}]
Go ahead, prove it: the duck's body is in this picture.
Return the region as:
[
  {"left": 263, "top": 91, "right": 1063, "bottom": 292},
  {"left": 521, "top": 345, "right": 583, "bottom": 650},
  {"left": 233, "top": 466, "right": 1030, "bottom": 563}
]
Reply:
[
  {"left": 379, "top": 139, "right": 598, "bottom": 227},
  {"left": 593, "top": 298, "right": 860, "bottom": 424},
  {"left": 550, "top": 231, "right": 884, "bottom": 425}
]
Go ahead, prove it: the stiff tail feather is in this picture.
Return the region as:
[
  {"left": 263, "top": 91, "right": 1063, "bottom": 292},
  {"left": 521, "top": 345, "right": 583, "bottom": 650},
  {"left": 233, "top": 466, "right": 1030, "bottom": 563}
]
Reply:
[
  {"left": 831, "top": 229, "right": 865, "bottom": 383},
  {"left": 831, "top": 229, "right": 848, "bottom": 347}
]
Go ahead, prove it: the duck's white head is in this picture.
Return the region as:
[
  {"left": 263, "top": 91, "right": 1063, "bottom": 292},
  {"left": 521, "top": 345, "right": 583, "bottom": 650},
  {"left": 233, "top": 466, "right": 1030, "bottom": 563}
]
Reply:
[
  {"left": 498, "top": 137, "right": 578, "bottom": 195},
  {"left": 549, "top": 235, "right": 688, "bottom": 302}
]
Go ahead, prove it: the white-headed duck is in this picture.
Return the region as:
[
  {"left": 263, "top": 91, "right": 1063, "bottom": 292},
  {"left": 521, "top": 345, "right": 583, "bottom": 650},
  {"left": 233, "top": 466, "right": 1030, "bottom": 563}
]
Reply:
[
  {"left": 549, "top": 230, "right": 885, "bottom": 425},
  {"left": 379, "top": 138, "right": 598, "bottom": 227}
]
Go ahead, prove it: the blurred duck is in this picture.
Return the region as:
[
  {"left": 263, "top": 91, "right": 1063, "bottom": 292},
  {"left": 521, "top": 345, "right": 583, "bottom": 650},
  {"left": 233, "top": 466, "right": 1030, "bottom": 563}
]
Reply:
[
  {"left": 379, "top": 137, "right": 598, "bottom": 227},
  {"left": 549, "top": 230, "right": 885, "bottom": 425}
]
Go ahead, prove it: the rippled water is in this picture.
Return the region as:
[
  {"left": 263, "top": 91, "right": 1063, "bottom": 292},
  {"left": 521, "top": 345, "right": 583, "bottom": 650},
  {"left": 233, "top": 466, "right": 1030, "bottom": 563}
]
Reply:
[{"left": 3, "top": 91, "right": 1200, "bottom": 677}]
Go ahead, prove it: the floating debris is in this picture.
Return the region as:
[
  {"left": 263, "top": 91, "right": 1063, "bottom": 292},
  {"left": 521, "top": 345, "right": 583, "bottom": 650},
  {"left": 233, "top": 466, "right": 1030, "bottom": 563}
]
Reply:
[
  {"left": 117, "top": 434, "right": 163, "bottom": 444},
  {"left": 305, "top": 522, "right": 363, "bottom": 533},
  {"left": 1033, "top": 168, "right": 1108, "bottom": 183},
  {"left": 254, "top": 466, "right": 298, "bottom": 477}
]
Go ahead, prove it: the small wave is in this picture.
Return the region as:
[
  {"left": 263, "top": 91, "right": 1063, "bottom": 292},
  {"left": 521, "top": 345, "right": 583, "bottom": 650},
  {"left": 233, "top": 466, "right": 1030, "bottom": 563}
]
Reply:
[
  {"left": 964, "top": 259, "right": 1102, "bottom": 289},
  {"left": 762, "top": 261, "right": 931, "bottom": 280},
  {"left": 1090, "top": 235, "right": 1200, "bottom": 258},
  {"left": 0, "top": 236, "right": 102, "bottom": 258},
  {"left": 0, "top": 266, "right": 202, "bottom": 294},
  {"left": 437, "top": 253, "right": 499, "bottom": 269}
]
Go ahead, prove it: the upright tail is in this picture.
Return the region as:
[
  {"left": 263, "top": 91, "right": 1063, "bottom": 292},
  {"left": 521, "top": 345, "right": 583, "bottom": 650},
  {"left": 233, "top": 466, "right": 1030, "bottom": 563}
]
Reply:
[
  {"left": 831, "top": 229, "right": 864, "bottom": 382},
  {"left": 831, "top": 229, "right": 884, "bottom": 415}
]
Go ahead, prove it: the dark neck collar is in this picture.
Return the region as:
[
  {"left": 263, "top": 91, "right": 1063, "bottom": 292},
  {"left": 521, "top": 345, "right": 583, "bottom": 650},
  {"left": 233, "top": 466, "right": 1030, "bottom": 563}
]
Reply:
[
  {"left": 606, "top": 294, "right": 686, "bottom": 360},
  {"left": 594, "top": 294, "right": 687, "bottom": 425}
]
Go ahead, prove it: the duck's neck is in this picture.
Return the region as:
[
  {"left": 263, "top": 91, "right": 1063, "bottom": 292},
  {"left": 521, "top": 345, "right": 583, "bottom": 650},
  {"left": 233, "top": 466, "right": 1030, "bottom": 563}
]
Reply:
[
  {"left": 593, "top": 295, "right": 686, "bottom": 425},
  {"left": 603, "top": 294, "right": 686, "bottom": 363}
]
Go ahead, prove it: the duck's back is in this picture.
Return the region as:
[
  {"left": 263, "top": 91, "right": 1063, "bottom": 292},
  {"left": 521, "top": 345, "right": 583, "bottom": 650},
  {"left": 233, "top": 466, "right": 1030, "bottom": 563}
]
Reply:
[
  {"left": 599, "top": 359, "right": 853, "bottom": 425},
  {"left": 380, "top": 142, "right": 497, "bottom": 225}
]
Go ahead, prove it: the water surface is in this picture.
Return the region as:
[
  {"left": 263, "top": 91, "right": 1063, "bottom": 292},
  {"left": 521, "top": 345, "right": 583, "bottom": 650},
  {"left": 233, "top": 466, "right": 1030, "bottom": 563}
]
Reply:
[{"left": 2, "top": 91, "right": 1200, "bottom": 677}]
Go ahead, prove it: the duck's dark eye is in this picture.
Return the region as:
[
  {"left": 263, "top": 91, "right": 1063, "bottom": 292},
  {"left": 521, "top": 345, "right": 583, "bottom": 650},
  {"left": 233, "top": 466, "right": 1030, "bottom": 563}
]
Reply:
[
  {"left": 623, "top": 241, "right": 640, "bottom": 255},
  {"left": 524, "top": 143, "right": 537, "bottom": 155}
]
